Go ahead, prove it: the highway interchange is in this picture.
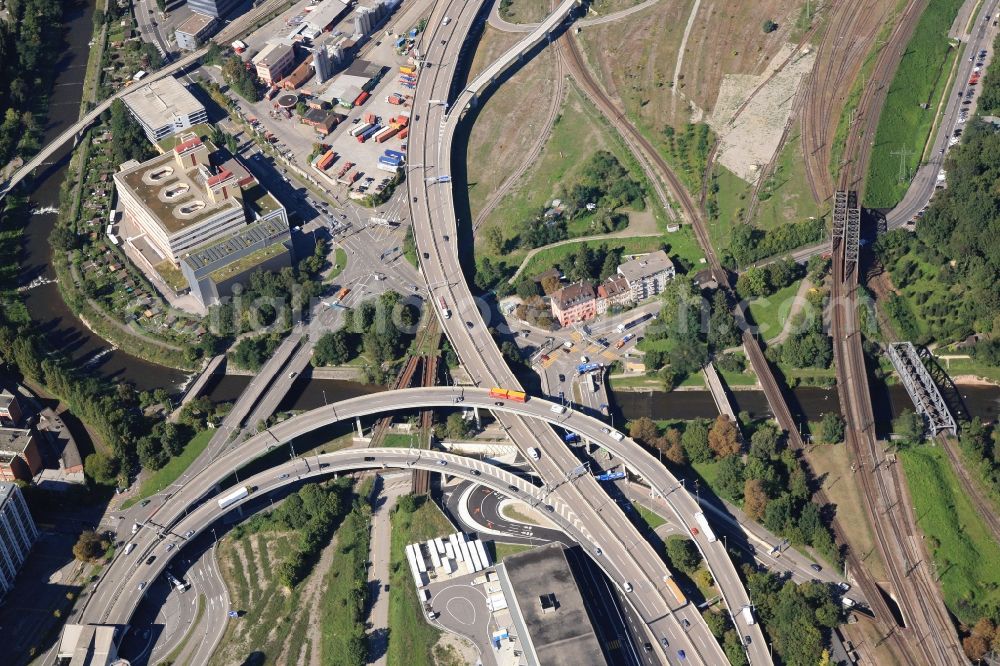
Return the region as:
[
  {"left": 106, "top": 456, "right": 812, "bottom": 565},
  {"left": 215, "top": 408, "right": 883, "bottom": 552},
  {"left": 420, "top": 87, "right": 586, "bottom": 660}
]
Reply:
[{"left": 9, "top": 0, "right": 993, "bottom": 661}]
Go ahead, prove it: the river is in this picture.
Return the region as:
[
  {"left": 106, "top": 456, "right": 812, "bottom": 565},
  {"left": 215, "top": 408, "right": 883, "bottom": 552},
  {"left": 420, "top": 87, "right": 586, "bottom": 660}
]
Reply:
[{"left": 9, "top": 0, "right": 189, "bottom": 392}]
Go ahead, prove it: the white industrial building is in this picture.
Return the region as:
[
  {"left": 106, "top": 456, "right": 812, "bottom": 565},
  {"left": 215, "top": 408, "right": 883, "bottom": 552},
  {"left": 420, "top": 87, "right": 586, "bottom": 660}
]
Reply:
[{"left": 122, "top": 77, "right": 208, "bottom": 143}]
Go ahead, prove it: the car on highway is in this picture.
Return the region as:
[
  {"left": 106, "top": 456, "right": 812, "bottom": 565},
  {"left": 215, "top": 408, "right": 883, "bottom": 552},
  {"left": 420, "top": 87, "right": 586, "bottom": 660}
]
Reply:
[
  {"left": 436, "top": 460, "right": 447, "bottom": 466},
  {"left": 558, "top": 373, "right": 565, "bottom": 382},
  {"left": 528, "top": 447, "right": 540, "bottom": 460},
  {"left": 508, "top": 485, "right": 518, "bottom": 492},
  {"left": 138, "top": 581, "right": 146, "bottom": 591},
  {"left": 677, "top": 650, "right": 686, "bottom": 660},
  {"left": 470, "top": 469, "right": 481, "bottom": 476},
  {"left": 744, "top": 635, "right": 752, "bottom": 646},
  {"left": 494, "top": 401, "right": 504, "bottom": 406},
  {"left": 643, "top": 643, "right": 653, "bottom": 653},
  {"left": 278, "top": 473, "right": 290, "bottom": 480},
  {"left": 145, "top": 555, "right": 156, "bottom": 565},
  {"left": 184, "top": 530, "right": 195, "bottom": 538},
  {"left": 165, "top": 543, "right": 175, "bottom": 552},
  {"left": 288, "top": 372, "right": 297, "bottom": 379},
  {"left": 465, "top": 321, "right": 474, "bottom": 329},
  {"left": 810, "top": 563, "right": 822, "bottom": 572},
  {"left": 624, "top": 582, "right": 633, "bottom": 592},
  {"left": 661, "top": 637, "right": 669, "bottom": 648},
  {"left": 140, "top": 499, "right": 151, "bottom": 507},
  {"left": 594, "top": 546, "right": 603, "bottom": 556},
  {"left": 364, "top": 456, "right": 376, "bottom": 462}
]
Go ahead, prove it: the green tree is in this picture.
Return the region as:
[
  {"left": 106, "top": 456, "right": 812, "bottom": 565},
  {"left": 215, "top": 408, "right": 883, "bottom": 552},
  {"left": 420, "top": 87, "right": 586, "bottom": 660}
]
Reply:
[
  {"left": 85, "top": 453, "right": 118, "bottom": 486},
  {"left": 313, "top": 330, "right": 353, "bottom": 366},
  {"left": 893, "top": 409, "right": 924, "bottom": 445},
  {"left": 814, "top": 412, "right": 845, "bottom": 444},
  {"left": 484, "top": 225, "right": 504, "bottom": 254},
  {"left": 445, "top": 413, "right": 472, "bottom": 440},
  {"left": 715, "top": 455, "right": 745, "bottom": 501},
  {"left": 681, "top": 421, "right": 712, "bottom": 463},
  {"left": 749, "top": 422, "right": 782, "bottom": 459},
  {"left": 665, "top": 537, "right": 700, "bottom": 574},
  {"left": 73, "top": 530, "right": 107, "bottom": 561},
  {"left": 707, "top": 290, "right": 740, "bottom": 350}
]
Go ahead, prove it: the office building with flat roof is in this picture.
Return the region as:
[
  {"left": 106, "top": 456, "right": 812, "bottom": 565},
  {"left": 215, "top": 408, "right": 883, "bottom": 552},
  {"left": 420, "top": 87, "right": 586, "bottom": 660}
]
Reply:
[
  {"left": 175, "top": 12, "right": 217, "bottom": 50},
  {"left": 122, "top": 77, "right": 207, "bottom": 143},
  {"left": 187, "top": 0, "right": 240, "bottom": 19},
  {"left": 0, "top": 428, "right": 42, "bottom": 483},
  {"left": 497, "top": 543, "right": 604, "bottom": 666},
  {"left": 0, "top": 483, "right": 38, "bottom": 602},
  {"left": 181, "top": 216, "right": 291, "bottom": 307},
  {"left": 114, "top": 135, "right": 248, "bottom": 264},
  {"left": 253, "top": 41, "right": 296, "bottom": 85}
]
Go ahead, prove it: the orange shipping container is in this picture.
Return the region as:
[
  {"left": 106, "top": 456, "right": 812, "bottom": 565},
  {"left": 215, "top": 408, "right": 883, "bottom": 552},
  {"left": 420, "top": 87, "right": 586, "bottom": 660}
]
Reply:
[
  {"left": 375, "top": 127, "right": 399, "bottom": 143},
  {"left": 397, "top": 128, "right": 409, "bottom": 140}
]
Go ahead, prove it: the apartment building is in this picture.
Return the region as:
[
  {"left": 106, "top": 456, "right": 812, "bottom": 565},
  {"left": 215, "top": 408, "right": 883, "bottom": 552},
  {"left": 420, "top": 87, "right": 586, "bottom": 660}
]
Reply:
[
  {"left": 595, "top": 275, "right": 632, "bottom": 315},
  {"left": 0, "top": 390, "right": 22, "bottom": 427},
  {"left": 616, "top": 250, "right": 676, "bottom": 301},
  {"left": 253, "top": 41, "right": 296, "bottom": 85},
  {"left": 550, "top": 281, "right": 596, "bottom": 327},
  {"left": 0, "top": 428, "right": 42, "bottom": 483}
]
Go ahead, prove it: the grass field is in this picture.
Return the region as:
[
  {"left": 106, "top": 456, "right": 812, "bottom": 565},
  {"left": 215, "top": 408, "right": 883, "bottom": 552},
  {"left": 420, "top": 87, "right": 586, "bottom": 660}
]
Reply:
[
  {"left": 707, "top": 166, "right": 751, "bottom": 254},
  {"left": 864, "top": 0, "right": 965, "bottom": 207},
  {"left": 631, "top": 501, "right": 668, "bottom": 529},
  {"left": 900, "top": 445, "right": 1000, "bottom": 625},
  {"left": 477, "top": 82, "right": 668, "bottom": 270},
  {"left": 383, "top": 432, "right": 419, "bottom": 448},
  {"left": 753, "top": 127, "right": 824, "bottom": 231},
  {"left": 500, "top": 503, "right": 541, "bottom": 525},
  {"left": 716, "top": 352, "right": 758, "bottom": 387},
  {"left": 935, "top": 355, "right": 1000, "bottom": 384},
  {"left": 802, "top": 443, "right": 886, "bottom": 581},
  {"left": 328, "top": 247, "right": 348, "bottom": 283},
  {"left": 493, "top": 542, "right": 534, "bottom": 561},
  {"left": 214, "top": 531, "right": 305, "bottom": 662},
  {"left": 123, "top": 430, "right": 212, "bottom": 508},
  {"left": 387, "top": 497, "right": 454, "bottom": 666},
  {"left": 746, "top": 279, "right": 805, "bottom": 341},
  {"left": 319, "top": 505, "right": 371, "bottom": 664}
]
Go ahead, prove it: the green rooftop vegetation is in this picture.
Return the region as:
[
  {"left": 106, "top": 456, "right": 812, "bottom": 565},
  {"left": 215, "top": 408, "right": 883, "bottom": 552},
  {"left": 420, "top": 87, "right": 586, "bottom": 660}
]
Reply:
[{"left": 208, "top": 242, "right": 287, "bottom": 284}]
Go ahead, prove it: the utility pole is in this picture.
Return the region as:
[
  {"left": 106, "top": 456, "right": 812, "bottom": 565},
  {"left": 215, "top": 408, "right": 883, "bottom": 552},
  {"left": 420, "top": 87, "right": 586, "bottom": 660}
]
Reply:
[{"left": 891, "top": 146, "right": 914, "bottom": 183}]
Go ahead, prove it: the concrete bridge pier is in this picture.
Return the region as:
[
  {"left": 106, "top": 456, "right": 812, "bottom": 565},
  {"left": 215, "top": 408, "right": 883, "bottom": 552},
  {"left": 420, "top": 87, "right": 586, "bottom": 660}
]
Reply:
[
  {"left": 473, "top": 406, "right": 481, "bottom": 428},
  {"left": 356, "top": 417, "right": 365, "bottom": 438}
]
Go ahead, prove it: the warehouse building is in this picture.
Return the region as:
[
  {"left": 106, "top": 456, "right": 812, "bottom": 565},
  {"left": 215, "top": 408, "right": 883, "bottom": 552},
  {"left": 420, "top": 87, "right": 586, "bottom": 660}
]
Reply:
[
  {"left": 174, "top": 12, "right": 217, "bottom": 50},
  {"left": 0, "top": 483, "right": 38, "bottom": 602},
  {"left": 122, "top": 77, "right": 207, "bottom": 143}
]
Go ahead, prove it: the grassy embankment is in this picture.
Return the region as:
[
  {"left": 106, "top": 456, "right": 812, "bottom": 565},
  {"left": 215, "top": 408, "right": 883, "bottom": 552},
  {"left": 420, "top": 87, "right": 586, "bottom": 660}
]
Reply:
[
  {"left": 863, "top": 0, "right": 965, "bottom": 207},
  {"left": 900, "top": 445, "right": 1000, "bottom": 625},
  {"left": 122, "top": 429, "right": 212, "bottom": 508}
]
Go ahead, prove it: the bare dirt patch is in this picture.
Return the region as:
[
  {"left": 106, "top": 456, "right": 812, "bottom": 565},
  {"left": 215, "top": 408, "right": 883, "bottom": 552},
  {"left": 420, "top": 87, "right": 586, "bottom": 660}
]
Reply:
[
  {"left": 709, "top": 42, "right": 816, "bottom": 182},
  {"left": 678, "top": 0, "right": 805, "bottom": 115}
]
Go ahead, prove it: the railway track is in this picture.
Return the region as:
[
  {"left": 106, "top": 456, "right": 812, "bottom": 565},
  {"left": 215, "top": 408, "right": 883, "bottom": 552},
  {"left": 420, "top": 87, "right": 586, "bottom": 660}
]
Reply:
[
  {"left": 412, "top": 353, "right": 438, "bottom": 495},
  {"left": 801, "top": 0, "right": 902, "bottom": 203},
  {"left": 564, "top": 21, "right": 934, "bottom": 662}
]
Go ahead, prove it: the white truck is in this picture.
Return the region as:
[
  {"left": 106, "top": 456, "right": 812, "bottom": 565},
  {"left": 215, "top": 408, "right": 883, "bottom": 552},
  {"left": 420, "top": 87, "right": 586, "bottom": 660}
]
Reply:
[
  {"left": 694, "top": 511, "right": 717, "bottom": 543},
  {"left": 124, "top": 542, "right": 137, "bottom": 555},
  {"left": 741, "top": 605, "right": 756, "bottom": 626},
  {"left": 218, "top": 486, "right": 251, "bottom": 509}
]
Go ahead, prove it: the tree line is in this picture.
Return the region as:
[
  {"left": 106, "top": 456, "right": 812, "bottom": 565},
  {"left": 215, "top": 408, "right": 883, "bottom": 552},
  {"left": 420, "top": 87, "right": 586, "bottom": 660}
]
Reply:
[{"left": 0, "top": 0, "right": 64, "bottom": 166}]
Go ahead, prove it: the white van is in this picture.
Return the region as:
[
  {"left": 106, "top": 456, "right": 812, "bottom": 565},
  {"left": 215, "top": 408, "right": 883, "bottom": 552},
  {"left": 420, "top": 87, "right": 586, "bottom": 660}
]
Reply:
[
  {"left": 528, "top": 447, "right": 540, "bottom": 461},
  {"left": 610, "top": 431, "right": 625, "bottom": 442},
  {"left": 550, "top": 404, "right": 567, "bottom": 414},
  {"left": 443, "top": 16, "right": 452, "bottom": 25},
  {"left": 124, "top": 542, "right": 137, "bottom": 555}
]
